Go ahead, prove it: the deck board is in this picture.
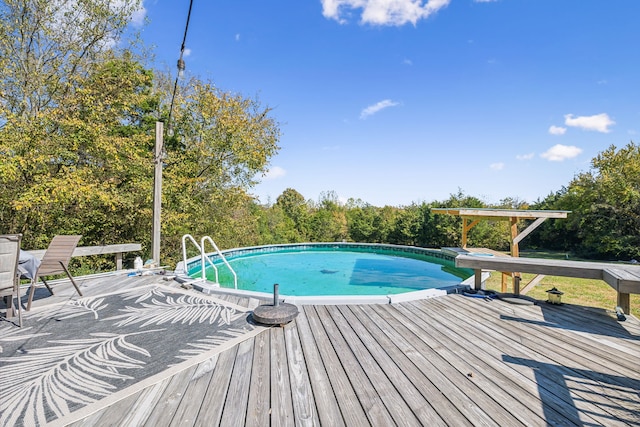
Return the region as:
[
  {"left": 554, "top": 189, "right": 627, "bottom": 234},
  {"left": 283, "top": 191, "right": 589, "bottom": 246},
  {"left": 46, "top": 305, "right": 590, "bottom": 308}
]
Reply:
[
  {"left": 337, "top": 305, "right": 448, "bottom": 426},
  {"left": 294, "top": 304, "right": 345, "bottom": 426},
  {"left": 283, "top": 319, "right": 319, "bottom": 426},
  {"left": 326, "top": 305, "right": 422, "bottom": 427},
  {"left": 302, "top": 305, "right": 370, "bottom": 425},
  {"left": 269, "top": 326, "right": 295, "bottom": 427},
  {"left": 8, "top": 273, "right": 640, "bottom": 426},
  {"left": 245, "top": 330, "right": 270, "bottom": 427},
  {"left": 430, "top": 296, "right": 638, "bottom": 426}
]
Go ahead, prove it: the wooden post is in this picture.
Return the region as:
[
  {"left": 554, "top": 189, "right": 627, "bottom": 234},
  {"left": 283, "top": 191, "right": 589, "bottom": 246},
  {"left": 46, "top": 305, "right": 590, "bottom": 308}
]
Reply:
[
  {"left": 474, "top": 269, "right": 483, "bottom": 290},
  {"left": 152, "top": 121, "right": 163, "bottom": 265},
  {"left": 510, "top": 216, "right": 521, "bottom": 293},
  {"left": 617, "top": 292, "right": 630, "bottom": 316},
  {"left": 461, "top": 217, "right": 480, "bottom": 248},
  {"left": 509, "top": 217, "right": 519, "bottom": 257}
]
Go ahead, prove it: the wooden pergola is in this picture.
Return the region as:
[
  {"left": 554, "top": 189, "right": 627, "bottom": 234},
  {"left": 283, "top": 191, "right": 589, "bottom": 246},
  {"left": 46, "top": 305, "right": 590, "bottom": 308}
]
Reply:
[
  {"left": 431, "top": 208, "right": 570, "bottom": 256},
  {"left": 432, "top": 208, "right": 570, "bottom": 292}
]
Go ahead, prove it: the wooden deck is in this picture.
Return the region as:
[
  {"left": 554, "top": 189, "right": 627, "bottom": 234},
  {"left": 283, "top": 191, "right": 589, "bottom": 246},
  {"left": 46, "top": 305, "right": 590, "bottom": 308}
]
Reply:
[{"left": 12, "top": 273, "right": 640, "bottom": 426}]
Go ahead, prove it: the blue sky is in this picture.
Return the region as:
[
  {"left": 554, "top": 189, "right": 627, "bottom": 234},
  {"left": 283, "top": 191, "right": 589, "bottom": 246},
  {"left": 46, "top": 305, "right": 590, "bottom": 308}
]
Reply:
[{"left": 138, "top": 0, "right": 639, "bottom": 207}]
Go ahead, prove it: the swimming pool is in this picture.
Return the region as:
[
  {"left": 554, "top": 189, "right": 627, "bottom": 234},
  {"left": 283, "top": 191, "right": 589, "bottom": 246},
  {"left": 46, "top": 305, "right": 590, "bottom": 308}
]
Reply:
[{"left": 187, "top": 243, "right": 472, "bottom": 299}]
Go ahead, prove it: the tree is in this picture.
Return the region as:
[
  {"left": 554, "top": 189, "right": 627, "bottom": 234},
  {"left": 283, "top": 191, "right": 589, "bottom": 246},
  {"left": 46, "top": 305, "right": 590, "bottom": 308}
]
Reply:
[
  {"left": 0, "top": 52, "right": 157, "bottom": 254},
  {"left": 0, "top": 0, "right": 144, "bottom": 118},
  {"left": 532, "top": 142, "right": 640, "bottom": 260},
  {"left": 158, "top": 79, "right": 281, "bottom": 261},
  {"left": 276, "top": 188, "right": 310, "bottom": 239},
  {"left": 0, "top": 1, "right": 283, "bottom": 270},
  {"left": 308, "top": 191, "right": 347, "bottom": 242},
  {"left": 346, "top": 202, "right": 378, "bottom": 242},
  {"left": 567, "top": 143, "right": 640, "bottom": 259}
]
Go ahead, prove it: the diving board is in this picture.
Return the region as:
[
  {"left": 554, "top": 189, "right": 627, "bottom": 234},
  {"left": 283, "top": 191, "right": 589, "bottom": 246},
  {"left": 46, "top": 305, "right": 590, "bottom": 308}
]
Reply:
[{"left": 455, "top": 254, "right": 640, "bottom": 314}]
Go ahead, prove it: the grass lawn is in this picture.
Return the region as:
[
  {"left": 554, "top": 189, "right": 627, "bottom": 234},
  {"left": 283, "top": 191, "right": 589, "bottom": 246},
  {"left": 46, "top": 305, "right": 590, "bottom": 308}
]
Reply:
[{"left": 481, "top": 253, "right": 640, "bottom": 319}]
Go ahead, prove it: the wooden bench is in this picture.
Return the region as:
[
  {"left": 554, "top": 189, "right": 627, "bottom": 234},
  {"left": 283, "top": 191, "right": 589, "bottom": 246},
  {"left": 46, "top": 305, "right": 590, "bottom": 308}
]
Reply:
[
  {"left": 455, "top": 254, "right": 640, "bottom": 315},
  {"left": 28, "top": 243, "right": 142, "bottom": 270}
]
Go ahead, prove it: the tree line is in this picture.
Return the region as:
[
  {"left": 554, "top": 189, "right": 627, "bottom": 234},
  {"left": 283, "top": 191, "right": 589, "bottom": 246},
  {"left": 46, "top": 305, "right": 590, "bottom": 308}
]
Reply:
[
  {"left": 252, "top": 145, "right": 640, "bottom": 263},
  {"left": 1, "top": 1, "right": 638, "bottom": 270}
]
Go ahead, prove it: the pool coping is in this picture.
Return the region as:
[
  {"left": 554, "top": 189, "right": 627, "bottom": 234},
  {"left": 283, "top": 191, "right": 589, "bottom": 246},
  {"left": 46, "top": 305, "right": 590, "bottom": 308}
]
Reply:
[{"left": 175, "top": 242, "right": 481, "bottom": 305}]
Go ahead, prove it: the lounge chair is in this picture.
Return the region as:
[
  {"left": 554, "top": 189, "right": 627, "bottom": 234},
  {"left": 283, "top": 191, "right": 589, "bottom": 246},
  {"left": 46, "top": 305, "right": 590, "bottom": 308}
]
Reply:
[
  {"left": 0, "top": 234, "right": 23, "bottom": 326},
  {"left": 26, "top": 235, "right": 82, "bottom": 311}
]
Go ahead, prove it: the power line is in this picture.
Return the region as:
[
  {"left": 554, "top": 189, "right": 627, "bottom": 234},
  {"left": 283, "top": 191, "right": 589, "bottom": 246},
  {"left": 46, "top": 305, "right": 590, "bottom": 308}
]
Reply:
[{"left": 166, "top": 0, "right": 194, "bottom": 138}]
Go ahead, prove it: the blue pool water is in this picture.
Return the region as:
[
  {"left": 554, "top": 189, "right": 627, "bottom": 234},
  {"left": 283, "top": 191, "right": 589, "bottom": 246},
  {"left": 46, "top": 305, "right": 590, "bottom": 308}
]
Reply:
[{"left": 190, "top": 245, "right": 471, "bottom": 297}]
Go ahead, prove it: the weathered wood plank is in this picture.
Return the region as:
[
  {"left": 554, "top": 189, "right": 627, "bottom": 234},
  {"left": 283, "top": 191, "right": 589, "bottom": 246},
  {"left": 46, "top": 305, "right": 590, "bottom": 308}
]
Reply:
[
  {"left": 140, "top": 364, "right": 199, "bottom": 427},
  {"left": 339, "top": 305, "right": 453, "bottom": 426},
  {"left": 270, "top": 326, "right": 295, "bottom": 427},
  {"left": 283, "top": 320, "right": 320, "bottom": 426},
  {"left": 418, "top": 297, "right": 610, "bottom": 426},
  {"left": 438, "top": 296, "right": 639, "bottom": 425},
  {"left": 326, "top": 305, "right": 422, "bottom": 427},
  {"left": 245, "top": 330, "right": 271, "bottom": 427},
  {"left": 314, "top": 305, "right": 397, "bottom": 426},
  {"left": 193, "top": 345, "right": 239, "bottom": 427},
  {"left": 219, "top": 338, "right": 255, "bottom": 427},
  {"left": 116, "top": 378, "right": 175, "bottom": 426},
  {"left": 294, "top": 305, "right": 345, "bottom": 426},
  {"left": 168, "top": 355, "right": 220, "bottom": 427},
  {"left": 494, "top": 300, "right": 640, "bottom": 369},
  {"left": 397, "top": 301, "right": 561, "bottom": 426},
  {"left": 302, "top": 305, "right": 368, "bottom": 425},
  {"left": 456, "top": 254, "right": 607, "bottom": 279},
  {"left": 27, "top": 243, "right": 142, "bottom": 259},
  {"left": 369, "top": 303, "right": 523, "bottom": 427},
  {"left": 453, "top": 295, "right": 640, "bottom": 381}
]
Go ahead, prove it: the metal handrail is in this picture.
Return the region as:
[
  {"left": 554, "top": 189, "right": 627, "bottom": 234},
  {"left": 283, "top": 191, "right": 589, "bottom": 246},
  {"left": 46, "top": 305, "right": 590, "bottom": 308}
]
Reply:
[
  {"left": 201, "top": 236, "right": 237, "bottom": 289},
  {"left": 181, "top": 234, "right": 219, "bottom": 283}
]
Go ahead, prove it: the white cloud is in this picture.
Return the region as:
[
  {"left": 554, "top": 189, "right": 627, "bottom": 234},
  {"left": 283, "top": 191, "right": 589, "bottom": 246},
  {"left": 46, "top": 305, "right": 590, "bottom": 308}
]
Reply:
[
  {"left": 360, "top": 99, "right": 399, "bottom": 119},
  {"left": 548, "top": 125, "right": 567, "bottom": 135},
  {"left": 321, "top": 0, "right": 451, "bottom": 26},
  {"left": 183, "top": 48, "right": 192, "bottom": 57},
  {"left": 130, "top": 3, "right": 147, "bottom": 27},
  {"left": 490, "top": 162, "right": 504, "bottom": 170},
  {"left": 541, "top": 144, "right": 582, "bottom": 162},
  {"left": 235, "top": 34, "right": 241, "bottom": 41},
  {"left": 564, "top": 113, "right": 615, "bottom": 133},
  {"left": 263, "top": 166, "right": 286, "bottom": 180},
  {"left": 403, "top": 58, "right": 413, "bottom": 65},
  {"left": 516, "top": 153, "right": 535, "bottom": 160}
]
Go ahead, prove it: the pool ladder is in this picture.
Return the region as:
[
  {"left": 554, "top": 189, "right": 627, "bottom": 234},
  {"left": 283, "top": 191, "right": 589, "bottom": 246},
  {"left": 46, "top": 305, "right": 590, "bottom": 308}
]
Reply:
[{"left": 181, "top": 235, "right": 237, "bottom": 290}]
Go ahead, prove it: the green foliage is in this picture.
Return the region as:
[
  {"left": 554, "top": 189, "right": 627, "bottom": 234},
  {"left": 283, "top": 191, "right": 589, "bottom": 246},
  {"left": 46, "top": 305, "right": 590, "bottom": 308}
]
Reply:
[
  {"left": 276, "top": 188, "right": 310, "bottom": 239},
  {"left": 0, "top": 0, "right": 281, "bottom": 270},
  {"left": 0, "top": 53, "right": 156, "bottom": 253},
  {"left": 532, "top": 142, "right": 640, "bottom": 260}
]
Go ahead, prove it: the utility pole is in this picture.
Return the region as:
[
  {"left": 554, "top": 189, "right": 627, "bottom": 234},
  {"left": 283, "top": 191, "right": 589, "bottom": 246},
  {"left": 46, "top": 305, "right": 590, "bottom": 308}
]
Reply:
[{"left": 152, "top": 121, "right": 163, "bottom": 265}]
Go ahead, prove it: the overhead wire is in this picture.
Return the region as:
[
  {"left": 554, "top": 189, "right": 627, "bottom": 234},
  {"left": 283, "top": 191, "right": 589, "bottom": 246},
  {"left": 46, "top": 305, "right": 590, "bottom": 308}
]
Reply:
[{"left": 166, "top": 0, "right": 194, "bottom": 139}]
